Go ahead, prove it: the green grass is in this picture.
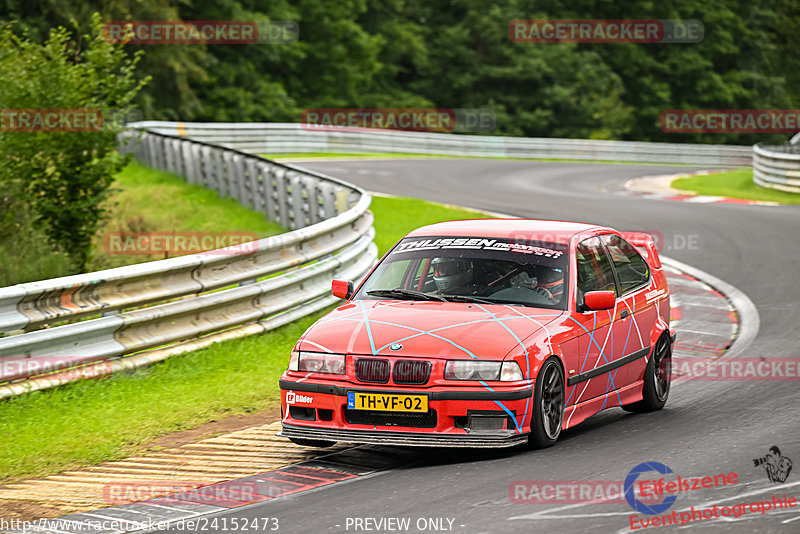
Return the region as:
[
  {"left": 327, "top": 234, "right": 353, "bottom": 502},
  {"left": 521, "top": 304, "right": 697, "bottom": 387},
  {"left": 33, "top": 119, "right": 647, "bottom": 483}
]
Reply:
[
  {"left": 88, "top": 161, "right": 285, "bottom": 270},
  {"left": 264, "top": 152, "right": 701, "bottom": 166},
  {"left": 0, "top": 221, "right": 76, "bottom": 287},
  {"left": 0, "top": 188, "right": 495, "bottom": 483},
  {"left": 369, "top": 195, "right": 496, "bottom": 254},
  {"left": 672, "top": 168, "right": 800, "bottom": 205},
  {"left": 0, "top": 161, "right": 287, "bottom": 285}
]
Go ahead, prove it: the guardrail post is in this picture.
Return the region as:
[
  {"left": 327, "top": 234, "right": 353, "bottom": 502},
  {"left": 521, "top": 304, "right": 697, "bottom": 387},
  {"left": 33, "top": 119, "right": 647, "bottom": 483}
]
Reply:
[
  {"left": 183, "top": 142, "right": 199, "bottom": 184},
  {"left": 274, "top": 167, "right": 290, "bottom": 228}
]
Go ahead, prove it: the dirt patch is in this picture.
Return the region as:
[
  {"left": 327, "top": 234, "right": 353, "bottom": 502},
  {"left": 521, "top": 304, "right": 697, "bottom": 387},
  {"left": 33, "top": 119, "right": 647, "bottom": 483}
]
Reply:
[{"left": 143, "top": 404, "right": 282, "bottom": 450}]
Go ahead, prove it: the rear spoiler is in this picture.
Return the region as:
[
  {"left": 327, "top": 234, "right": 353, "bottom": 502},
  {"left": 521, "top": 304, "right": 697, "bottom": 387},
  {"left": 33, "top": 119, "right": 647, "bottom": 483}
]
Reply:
[{"left": 619, "top": 231, "right": 662, "bottom": 269}]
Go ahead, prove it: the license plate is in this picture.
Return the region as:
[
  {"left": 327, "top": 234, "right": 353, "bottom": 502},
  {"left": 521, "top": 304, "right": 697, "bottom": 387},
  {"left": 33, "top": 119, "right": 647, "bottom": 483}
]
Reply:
[{"left": 347, "top": 391, "right": 428, "bottom": 412}]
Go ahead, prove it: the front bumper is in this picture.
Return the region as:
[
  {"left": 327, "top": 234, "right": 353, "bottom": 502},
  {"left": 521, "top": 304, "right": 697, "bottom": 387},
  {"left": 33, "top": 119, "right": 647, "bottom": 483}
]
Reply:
[
  {"left": 279, "top": 423, "right": 528, "bottom": 448},
  {"left": 278, "top": 379, "right": 533, "bottom": 448}
]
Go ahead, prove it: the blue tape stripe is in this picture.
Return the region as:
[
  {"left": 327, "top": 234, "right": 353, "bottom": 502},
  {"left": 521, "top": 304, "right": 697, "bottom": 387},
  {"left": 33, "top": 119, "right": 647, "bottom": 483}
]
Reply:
[
  {"left": 475, "top": 304, "right": 531, "bottom": 434},
  {"left": 358, "top": 301, "right": 377, "bottom": 355}
]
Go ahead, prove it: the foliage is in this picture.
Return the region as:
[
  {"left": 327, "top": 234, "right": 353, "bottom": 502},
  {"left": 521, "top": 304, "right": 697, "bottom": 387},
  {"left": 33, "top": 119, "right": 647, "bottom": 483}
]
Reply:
[
  {"left": 0, "top": 181, "right": 77, "bottom": 286},
  {"left": 89, "top": 161, "right": 285, "bottom": 271},
  {"left": 0, "top": 15, "right": 148, "bottom": 269},
  {"left": 1, "top": 1, "right": 796, "bottom": 143}
]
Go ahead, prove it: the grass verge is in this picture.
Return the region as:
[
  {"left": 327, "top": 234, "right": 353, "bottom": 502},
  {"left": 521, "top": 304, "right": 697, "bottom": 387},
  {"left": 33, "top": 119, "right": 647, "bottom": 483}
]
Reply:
[
  {"left": 672, "top": 168, "right": 800, "bottom": 205},
  {"left": 0, "top": 190, "right": 495, "bottom": 482},
  {"left": 0, "top": 161, "right": 286, "bottom": 286},
  {"left": 369, "top": 194, "right": 496, "bottom": 254},
  {"left": 89, "top": 161, "right": 285, "bottom": 271}
]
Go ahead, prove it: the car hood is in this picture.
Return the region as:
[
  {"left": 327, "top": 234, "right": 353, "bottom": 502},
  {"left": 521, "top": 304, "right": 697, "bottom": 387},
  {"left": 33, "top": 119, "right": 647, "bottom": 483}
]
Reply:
[{"left": 297, "top": 300, "right": 564, "bottom": 361}]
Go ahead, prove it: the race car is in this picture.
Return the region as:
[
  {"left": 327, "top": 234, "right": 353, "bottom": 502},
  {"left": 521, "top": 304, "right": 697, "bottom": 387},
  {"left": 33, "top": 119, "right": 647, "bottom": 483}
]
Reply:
[{"left": 278, "top": 219, "right": 674, "bottom": 449}]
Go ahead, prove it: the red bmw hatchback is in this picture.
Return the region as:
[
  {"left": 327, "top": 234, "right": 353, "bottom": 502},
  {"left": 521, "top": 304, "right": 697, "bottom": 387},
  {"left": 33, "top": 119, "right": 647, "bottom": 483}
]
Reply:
[{"left": 279, "top": 219, "right": 674, "bottom": 449}]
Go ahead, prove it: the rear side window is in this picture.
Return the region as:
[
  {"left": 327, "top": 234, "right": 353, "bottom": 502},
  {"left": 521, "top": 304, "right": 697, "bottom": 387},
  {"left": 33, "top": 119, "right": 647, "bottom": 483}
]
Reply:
[
  {"left": 601, "top": 235, "right": 650, "bottom": 294},
  {"left": 575, "top": 237, "right": 617, "bottom": 297}
]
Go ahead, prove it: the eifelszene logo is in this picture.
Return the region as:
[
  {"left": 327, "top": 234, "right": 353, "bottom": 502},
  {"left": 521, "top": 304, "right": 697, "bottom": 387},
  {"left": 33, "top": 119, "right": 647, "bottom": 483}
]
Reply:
[
  {"left": 625, "top": 462, "right": 678, "bottom": 515},
  {"left": 625, "top": 462, "right": 740, "bottom": 518}
]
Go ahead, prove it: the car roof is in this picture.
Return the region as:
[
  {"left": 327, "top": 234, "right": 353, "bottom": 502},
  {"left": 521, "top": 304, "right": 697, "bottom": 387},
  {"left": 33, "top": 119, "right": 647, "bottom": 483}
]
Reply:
[{"left": 405, "top": 219, "right": 610, "bottom": 244}]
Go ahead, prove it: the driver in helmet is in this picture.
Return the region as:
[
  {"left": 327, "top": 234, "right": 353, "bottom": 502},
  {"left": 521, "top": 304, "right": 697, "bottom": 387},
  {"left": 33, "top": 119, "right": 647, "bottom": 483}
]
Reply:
[
  {"left": 534, "top": 267, "right": 564, "bottom": 303},
  {"left": 431, "top": 257, "right": 475, "bottom": 294}
]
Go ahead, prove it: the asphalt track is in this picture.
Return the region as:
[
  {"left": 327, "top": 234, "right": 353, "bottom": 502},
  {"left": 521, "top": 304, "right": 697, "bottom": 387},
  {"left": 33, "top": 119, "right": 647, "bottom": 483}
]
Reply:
[{"left": 177, "top": 160, "right": 799, "bottom": 533}]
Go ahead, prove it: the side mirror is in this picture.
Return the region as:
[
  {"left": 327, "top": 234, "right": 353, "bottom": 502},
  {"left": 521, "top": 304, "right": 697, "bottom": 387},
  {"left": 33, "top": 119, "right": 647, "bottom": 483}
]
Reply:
[
  {"left": 583, "top": 290, "right": 616, "bottom": 311},
  {"left": 331, "top": 279, "right": 354, "bottom": 300}
]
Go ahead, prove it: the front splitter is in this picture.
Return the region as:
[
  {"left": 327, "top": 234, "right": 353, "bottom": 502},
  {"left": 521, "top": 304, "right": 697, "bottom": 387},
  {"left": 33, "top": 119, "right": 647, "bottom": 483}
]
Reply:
[{"left": 279, "top": 423, "right": 528, "bottom": 448}]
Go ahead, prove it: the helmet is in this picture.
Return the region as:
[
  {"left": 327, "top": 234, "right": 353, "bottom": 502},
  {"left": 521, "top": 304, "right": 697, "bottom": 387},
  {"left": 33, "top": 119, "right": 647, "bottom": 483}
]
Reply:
[
  {"left": 432, "top": 257, "right": 473, "bottom": 292},
  {"left": 537, "top": 268, "right": 564, "bottom": 301}
]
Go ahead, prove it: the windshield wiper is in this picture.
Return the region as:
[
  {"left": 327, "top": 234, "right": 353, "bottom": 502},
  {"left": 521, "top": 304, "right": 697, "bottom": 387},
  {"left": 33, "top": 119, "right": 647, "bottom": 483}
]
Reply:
[
  {"left": 439, "top": 294, "right": 497, "bottom": 305},
  {"left": 366, "top": 289, "right": 447, "bottom": 302}
]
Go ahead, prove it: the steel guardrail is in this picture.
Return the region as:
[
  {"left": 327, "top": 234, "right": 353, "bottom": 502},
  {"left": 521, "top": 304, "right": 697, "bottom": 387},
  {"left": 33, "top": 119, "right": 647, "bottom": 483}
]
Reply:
[
  {"left": 753, "top": 143, "right": 800, "bottom": 193},
  {"left": 0, "top": 128, "right": 378, "bottom": 397},
  {"left": 131, "top": 121, "right": 753, "bottom": 166}
]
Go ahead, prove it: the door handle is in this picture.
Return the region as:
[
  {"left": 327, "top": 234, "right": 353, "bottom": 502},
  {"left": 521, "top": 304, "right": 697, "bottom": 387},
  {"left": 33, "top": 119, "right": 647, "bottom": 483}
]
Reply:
[{"left": 620, "top": 310, "right": 629, "bottom": 319}]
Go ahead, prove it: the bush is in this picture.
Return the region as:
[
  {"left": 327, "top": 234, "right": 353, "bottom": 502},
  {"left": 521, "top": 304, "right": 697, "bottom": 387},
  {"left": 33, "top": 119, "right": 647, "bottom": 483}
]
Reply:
[
  {"left": 0, "top": 14, "right": 148, "bottom": 273},
  {"left": 0, "top": 183, "right": 78, "bottom": 286}
]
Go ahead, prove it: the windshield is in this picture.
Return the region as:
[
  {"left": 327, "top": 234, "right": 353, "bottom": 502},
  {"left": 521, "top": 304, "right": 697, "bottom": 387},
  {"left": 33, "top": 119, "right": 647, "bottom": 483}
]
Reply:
[{"left": 354, "top": 235, "right": 569, "bottom": 310}]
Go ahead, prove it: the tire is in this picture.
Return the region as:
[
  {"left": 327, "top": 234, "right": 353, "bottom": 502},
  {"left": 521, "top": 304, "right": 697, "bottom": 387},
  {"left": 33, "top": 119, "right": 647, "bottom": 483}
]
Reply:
[
  {"left": 622, "top": 333, "right": 672, "bottom": 413},
  {"left": 288, "top": 438, "right": 337, "bottom": 448},
  {"left": 527, "top": 357, "right": 565, "bottom": 449}
]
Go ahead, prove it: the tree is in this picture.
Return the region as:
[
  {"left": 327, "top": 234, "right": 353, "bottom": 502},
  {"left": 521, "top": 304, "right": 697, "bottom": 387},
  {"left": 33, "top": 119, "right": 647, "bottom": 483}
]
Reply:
[
  {"left": 2, "top": 0, "right": 798, "bottom": 143},
  {"left": 0, "top": 14, "right": 149, "bottom": 270}
]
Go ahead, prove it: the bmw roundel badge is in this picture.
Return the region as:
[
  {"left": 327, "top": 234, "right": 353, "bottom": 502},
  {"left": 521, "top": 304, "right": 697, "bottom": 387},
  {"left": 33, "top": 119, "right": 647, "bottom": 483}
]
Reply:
[{"left": 390, "top": 343, "right": 403, "bottom": 351}]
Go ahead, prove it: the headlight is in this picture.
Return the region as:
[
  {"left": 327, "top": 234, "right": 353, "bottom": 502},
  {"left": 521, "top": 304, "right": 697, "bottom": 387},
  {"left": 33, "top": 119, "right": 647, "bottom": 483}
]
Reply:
[
  {"left": 289, "top": 351, "right": 345, "bottom": 375},
  {"left": 445, "top": 361, "right": 500, "bottom": 380},
  {"left": 444, "top": 361, "right": 523, "bottom": 381}
]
